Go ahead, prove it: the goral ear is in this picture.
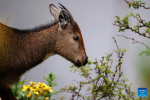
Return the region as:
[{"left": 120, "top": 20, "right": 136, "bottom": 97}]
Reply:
[
  {"left": 49, "top": 4, "right": 60, "bottom": 21},
  {"left": 59, "top": 10, "right": 69, "bottom": 29}
]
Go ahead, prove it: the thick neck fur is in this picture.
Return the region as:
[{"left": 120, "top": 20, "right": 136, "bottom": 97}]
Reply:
[{"left": 0, "top": 22, "right": 58, "bottom": 75}]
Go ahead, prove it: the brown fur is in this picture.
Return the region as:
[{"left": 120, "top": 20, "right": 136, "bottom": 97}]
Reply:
[
  {"left": 0, "top": 4, "right": 87, "bottom": 100},
  {"left": 0, "top": 22, "right": 59, "bottom": 87},
  {"left": 0, "top": 20, "right": 87, "bottom": 99},
  {"left": 0, "top": 22, "right": 59, "bottom": 99},
  {"left": 74, "top": 22, "right": 85, "bottom": 50}
]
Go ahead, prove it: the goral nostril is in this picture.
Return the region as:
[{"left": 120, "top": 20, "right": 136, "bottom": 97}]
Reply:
[
  {"left": 76, "top": 59, "right": 82, "bottom": 67},
  {"left": 83, "top": 56, "right": 88, "bottom": 66}
]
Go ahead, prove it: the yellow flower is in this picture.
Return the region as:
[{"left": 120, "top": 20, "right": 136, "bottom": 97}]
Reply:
[
  {"left": 29, "top": 87, "right": 34, "bottom": 91},
  {"left": 32, "top": 84, "right": 36, "bottom": 88},
  {"left": 49, "top": 89, "right": 53, "bottom": 92},
  {"left": 42, "top": 83, "right": 46, "bottom": 86},
  {"left": 34, "top": 85, "right": 39, "bottom": 89},
  {"left": 39, "top": 88, "right": 43, "bottom": 94},
  {"left": 26, "top": 91, "right": 32, "bottom": 97},
  {"left": 22, "top": 88, "right": 26, "bottom": 92},
  {"left": 30, "top": 81, "right": 37, "bottom": 85},
  {"left": 37, "top": 82, "right": 43, "bottom": 88},
  {"left": 22, "top": 81, "right": 53, "bottom": 97},
  {"left": 45, "top": 97, "right": 49, "bottom": 100},
  {"left": 22, "top": 85, "right": 30, "bottom": 92},
  {"left": 42, "top": 86, "right": 47, "bottom": 90},
  {"left": 34, "top": 91, "right": 39, "bottom": 95}
]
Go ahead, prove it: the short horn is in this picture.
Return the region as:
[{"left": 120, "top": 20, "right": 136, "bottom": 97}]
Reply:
[{"left": 58, "top": 3, "right": 75, "bottom": 25}]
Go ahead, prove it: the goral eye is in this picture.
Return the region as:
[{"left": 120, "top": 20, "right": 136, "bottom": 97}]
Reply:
[{"left": 73, "top": 36, "right": 79, "bottom": 41}]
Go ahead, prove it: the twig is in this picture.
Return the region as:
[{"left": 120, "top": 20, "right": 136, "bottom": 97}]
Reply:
[
  {"left": 125, "top": 0, "right": 150, "bottom": 9},
  {"left": 112, "top": 36, "right": 121, "bottom": 58},
  {"left": 117, "top": 35, "right": 150, "bottom": 49},
  {"left": 125, "top": 89, "right": 135, "bottom": 100},
  {"left": 113, "top": 20, "right": 150, "bottom": 39},
  {"left": 97, "top": 37, "right": 124, "bottom": 100},
  {"left": 131, "top": 13, "right": 150, "bottom": 28},
  {"left": 23, "top": 71, "right": 29, "bottom": 81},
  {"left": 4, "top": 13, "right": 12, "bottom": 25}
]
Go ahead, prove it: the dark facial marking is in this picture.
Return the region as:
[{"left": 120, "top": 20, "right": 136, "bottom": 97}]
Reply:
[{"left": 74, "top": 22, "right": 85, "bottom": 50}]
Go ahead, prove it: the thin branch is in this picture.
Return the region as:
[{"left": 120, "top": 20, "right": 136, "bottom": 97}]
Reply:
[
  {"left": 117, "top": 35, "right": 150, "bottom": 49},
  {"left": 113, "top": 20, "right": 150, "bottom": 39},
  {"left": 112, "top": 36, "right": 121, "bottom": 58},
  {"left": 131, "top": 13, "right": 150, "bottom": 28},
  {"left": 125, "top": 0, "right": 150, "bottom": 9},
  {"left": 23, "top": 71, "right": 29, "bottom": 81},
  {"left": 97, "top": 37, "right": 124, "bottom": 100},
  {"left": 112, "top": 36, "right": 120, "bottom": 51},
  {"left": 125, "top": 89, "right": 135, "bottom": 100}
]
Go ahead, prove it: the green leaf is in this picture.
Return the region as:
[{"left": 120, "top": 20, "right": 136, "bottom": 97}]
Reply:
[
  {"left": 147, "top": 21, "right": 150, "bottom": 26},
  {"left": 124, "top": 48, "right": 127, "bottom": 52},
  {"left": 136, "top": 13, "right": 140, "bottom": 17},
  {"left": 140, "top": 2, "right": 145, "bottom": 5},
  {"left": 128, "top": 2, "right": 132, "bottom": 8},
  {"left": 100, "top": 66, "right": 105, "bottom": 69},
  {"left": 119, "top": 61, "right": 122, "bottom": 64},
  {"left": 115, "top": 39, "right": 118, "bottom": 41},
  {"left": 133, "top": 26, "right": 137, "bottom": 30},
  {"left": 147, "top": 28, "right": 150, "bottom": 33},
  {"left": 139, "top": 47, "right": 150, "bottom": 56},
  {"left": 70, "top": 69, "right": 73, "bottom": 72},
  {"left": 119, "top": 49, "right": 122, "bottom": 53},
  {"left": 106, "top": 69, "right": 111, "bottom": 73}
]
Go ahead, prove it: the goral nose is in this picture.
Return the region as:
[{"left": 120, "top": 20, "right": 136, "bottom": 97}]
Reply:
[{"left": 83, "top": 56, "right": 88, "bottom": 66}]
